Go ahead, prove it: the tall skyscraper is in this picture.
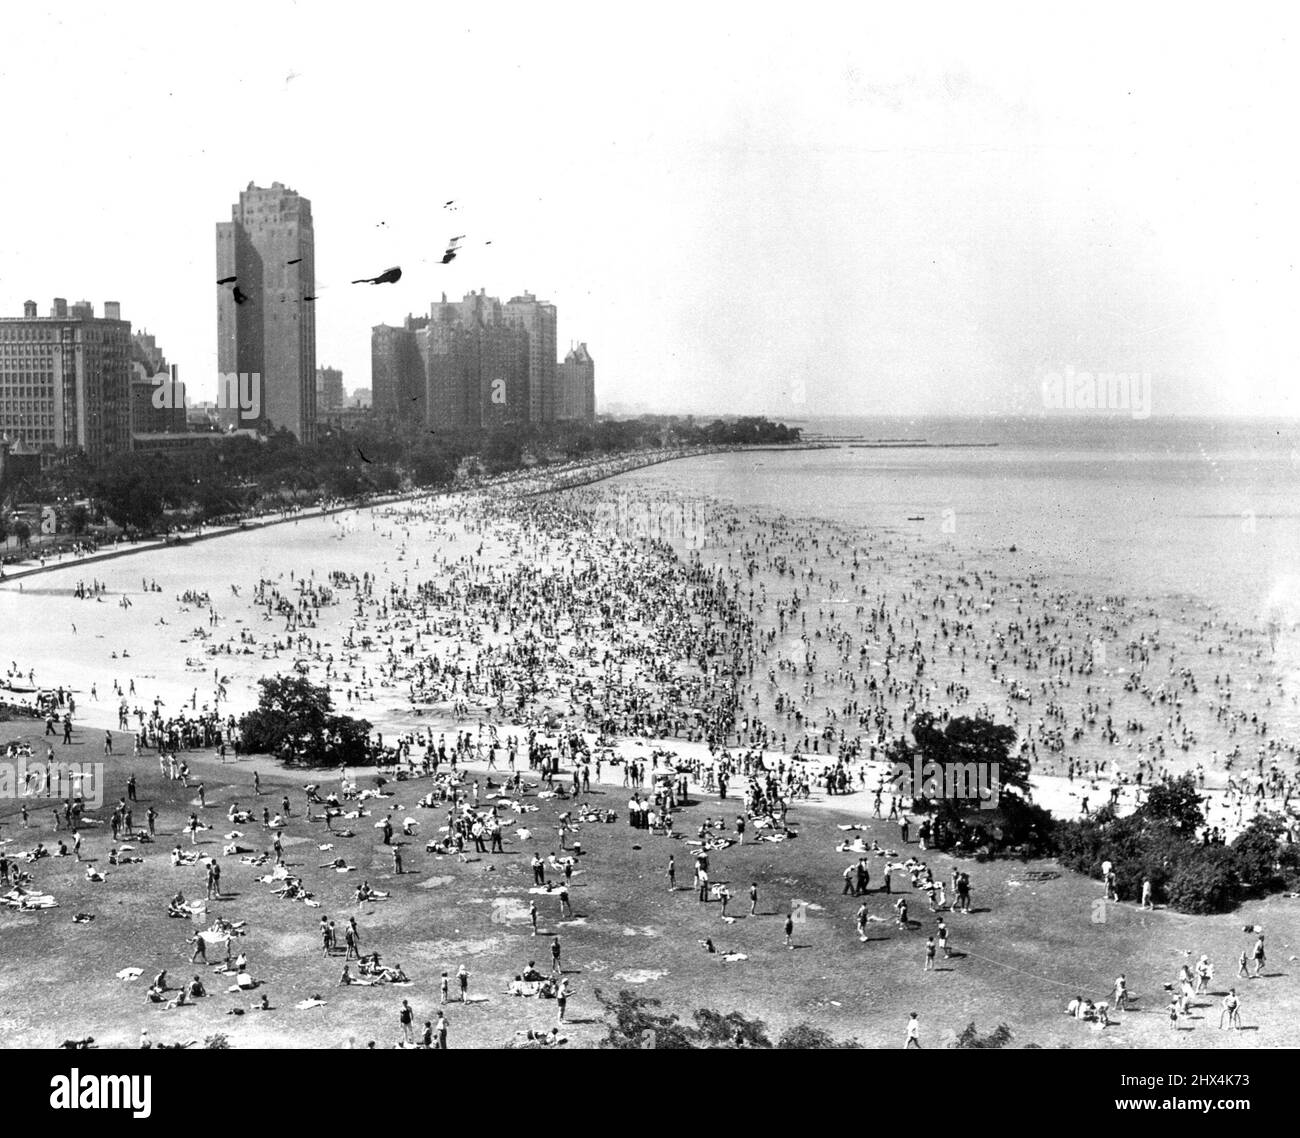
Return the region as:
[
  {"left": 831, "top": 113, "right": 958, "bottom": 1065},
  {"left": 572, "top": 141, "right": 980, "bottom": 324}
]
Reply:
[
  {"left": 370, "top": 318, "right": 427, "bottom": 421},
  {"left": 215, "top": 182, "right": 316, "bottom": 441},
  {"left": 0, "top": 298, "right": 132, "bottom": 462},
  {"left": 503, "top": 292, "right": 557, "bottom": 423},
  {"left": 557, "top": 342, "right": 596, "bottom": 422}
]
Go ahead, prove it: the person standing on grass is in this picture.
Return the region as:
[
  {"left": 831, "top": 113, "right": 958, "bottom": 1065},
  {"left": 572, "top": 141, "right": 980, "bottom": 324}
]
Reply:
[
  {"left": 1220, "top": 989, "right": 1241, "bottom": 1030},
  {"left": 924, "top": 936, "right": 936, "bottom": 972},
  {"left": 667, "top": 854, "right": 676, "bottom": 891},
  {"left": 457, "top": 964, "right": 470, "bottom": 1002},
  {"left": 436, "top": 1011, "right": 448, "bottom": 1049},
  {"left": 1251, "top": 935, "right": 1266, "bottom": 978},
  {"left": 784, "top": 911, "right": 795, "bottom": 949},
  {"left": 749, "top": 882, "right": 758, "bottom": 916},
  {"left": 905, "top": 1013, "right": 920, "bottom": 1048},
  {"left": 557, "top": 977, "right": 571, "bottom": 1024},
  {"left": 936, "top": 917, "right": 950, "bottom": 958},
  {"left": 1113, "top": 974, "right": 1129, "bottom": 1011},
  {"left": 392, "top": 845, "right": 403, "bottom": 875},
  {"left": 856, "top": 903, "right": 869, "bottom": 942},
  {"left": 1140, "top": 877, "right": 1153, "bottom": 909},
  {"left": 399, "top": 999, "right": 414, "bottom": 1044}
]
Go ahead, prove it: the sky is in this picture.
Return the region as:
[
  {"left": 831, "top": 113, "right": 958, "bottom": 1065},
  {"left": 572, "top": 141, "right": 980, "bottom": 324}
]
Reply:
[{"left": 1, "top": 1, "right": 1298, "bottom": 419}]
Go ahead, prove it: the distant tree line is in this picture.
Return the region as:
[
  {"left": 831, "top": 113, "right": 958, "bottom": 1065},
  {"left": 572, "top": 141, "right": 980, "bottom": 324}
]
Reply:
[{"left": 5, "top": 415, "right": 801, "bottom": 537}]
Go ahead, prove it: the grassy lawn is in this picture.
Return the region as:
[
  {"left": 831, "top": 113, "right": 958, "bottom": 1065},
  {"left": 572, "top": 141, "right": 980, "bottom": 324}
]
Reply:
[{"left": 0, "top": 717, "right": 1296, "bottom": 1049}]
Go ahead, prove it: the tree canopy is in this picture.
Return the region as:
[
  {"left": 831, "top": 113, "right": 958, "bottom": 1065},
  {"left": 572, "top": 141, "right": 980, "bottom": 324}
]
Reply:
[{"left": 237, "top": 675, "right": 376, "bottom": 768}]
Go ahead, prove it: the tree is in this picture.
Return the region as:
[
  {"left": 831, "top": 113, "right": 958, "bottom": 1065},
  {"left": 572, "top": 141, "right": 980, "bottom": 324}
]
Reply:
[
  {"left": 67, "top": 504, "right": 90, "bottom": 536},
  {"left": 13, "top": 519, "right": 31, "bottom": 548},
  {"left": 94, "top": 460, "right": 166, "bottom": 533},
  {"left": 893, "top": 713, "right": 1047, "bottom": 855},
  {"left": 596, "top": 990, "right": 698, "bottom": 1049},
  {"left": 237, "top": 675, "right": 376, "bottom": 768},
  {"left": 1138, "top": 774, "right": 1204, "bottom": 837}
]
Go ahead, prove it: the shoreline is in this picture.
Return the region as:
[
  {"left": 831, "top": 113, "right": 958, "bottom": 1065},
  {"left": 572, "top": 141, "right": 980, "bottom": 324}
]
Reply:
[{"left": 0, "top": 442, "right": 827, "bottom": 587}]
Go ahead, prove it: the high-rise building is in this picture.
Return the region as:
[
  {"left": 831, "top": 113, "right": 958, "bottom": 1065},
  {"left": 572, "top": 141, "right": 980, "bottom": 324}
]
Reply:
[
  {"left": 557, "top": 342, "right": 596, "bottom": 422},
  {"left": 216, "top": 181, "right": 316, "bottom": 441},
  {"left": 316, "top": 365, "right": 344, "bottom": 413},
  {"left": 0, "top": 298, "right": 133, "bottom": 462},
  {"left": 423, "top": 292, "right": 529, "bottom": 432},
  {"left": 370, "top": 318, "right": 427, "bottom": 421},
  {"left": 503, "top": 292, "right": 557, "bottom": 422},
  {"left": 130, "top": 330, "right": 186, "bottom": 435}
]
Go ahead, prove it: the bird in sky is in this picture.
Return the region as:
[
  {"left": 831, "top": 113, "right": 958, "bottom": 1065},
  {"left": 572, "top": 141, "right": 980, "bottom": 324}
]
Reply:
[{"left": 351, "top": 266, "right": 402, "bottom": 285}]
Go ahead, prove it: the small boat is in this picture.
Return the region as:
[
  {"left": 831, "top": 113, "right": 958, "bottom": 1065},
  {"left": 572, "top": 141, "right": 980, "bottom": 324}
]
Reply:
[{"left": 906, "top": 516, "right": 925, "bottom": 521}]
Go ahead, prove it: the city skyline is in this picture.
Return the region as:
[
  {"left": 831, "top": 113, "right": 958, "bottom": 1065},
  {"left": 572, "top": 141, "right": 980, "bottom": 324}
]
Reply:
[{"left": 1, "top": 4, "right": 1298, "bottom": 420}]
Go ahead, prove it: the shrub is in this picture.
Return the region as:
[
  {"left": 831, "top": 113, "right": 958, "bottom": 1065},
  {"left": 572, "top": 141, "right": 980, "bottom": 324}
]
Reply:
[
  {"left": 776, "top": 1023, "right": 861, "bottom": 1049},
  {"left": 692, "top": 1009, "right": 772, "bottom": 1048},
  {"left": 1165, "top": 845, "right": 1241, "bottom": 914},
  {"left": 954, "top": 1022, "right": 1013, "bottom": 1048},
  {"left": 1231, "top": 816, "right": 1286, "bottom": 892}
]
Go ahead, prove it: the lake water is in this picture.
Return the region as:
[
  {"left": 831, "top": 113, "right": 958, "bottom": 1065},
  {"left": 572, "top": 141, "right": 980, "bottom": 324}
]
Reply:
[{"left": 615, "top": 416, "right": 1300, "bottom": 627}]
